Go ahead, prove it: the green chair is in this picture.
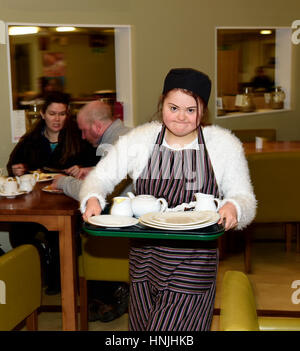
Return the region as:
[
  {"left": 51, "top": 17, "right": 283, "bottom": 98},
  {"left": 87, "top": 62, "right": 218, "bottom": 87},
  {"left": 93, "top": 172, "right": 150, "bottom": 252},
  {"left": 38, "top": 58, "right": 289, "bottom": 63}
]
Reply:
[
  {"left": 0, "top": 245, "right": 42, "bottom": 330},
  {"left": 231, "top": 128, "right": 276, "bottom": 142},
  {"left": 244, "top": 152, "right": 300, "bottom": 272},
  {"left": 78, "top": 234, "right": 130, "bottom": 330},
  {"left": 220, "top": 270, "right": 300, "bottom": 331}
]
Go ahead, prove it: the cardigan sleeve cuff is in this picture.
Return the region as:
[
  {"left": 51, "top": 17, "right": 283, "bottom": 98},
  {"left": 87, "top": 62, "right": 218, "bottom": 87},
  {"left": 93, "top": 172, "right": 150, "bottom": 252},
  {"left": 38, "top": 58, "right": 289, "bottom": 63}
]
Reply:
[{"left": 80, "top": 193, "right": 107, "bottom": 214}]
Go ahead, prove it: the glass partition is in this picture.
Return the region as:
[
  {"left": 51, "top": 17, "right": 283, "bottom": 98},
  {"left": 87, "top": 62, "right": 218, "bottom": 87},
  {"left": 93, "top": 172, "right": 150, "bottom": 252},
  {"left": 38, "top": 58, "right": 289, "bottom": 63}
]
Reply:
[
  {"left": 216, "top": 27, "right": 291, "bottom": 118},
  {"left": 5, "top": 23, "right": 133, "bottom": 141}
]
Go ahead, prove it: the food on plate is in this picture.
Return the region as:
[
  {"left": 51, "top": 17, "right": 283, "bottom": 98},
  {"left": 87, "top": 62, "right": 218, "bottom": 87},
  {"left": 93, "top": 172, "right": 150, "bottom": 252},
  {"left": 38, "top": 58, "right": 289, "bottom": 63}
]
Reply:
[
  {"left": 39, "top": 173, "right": 55, "bottom": 181},
  {"left": 42, "top": 185, "right": 64, "bottom": 193}
]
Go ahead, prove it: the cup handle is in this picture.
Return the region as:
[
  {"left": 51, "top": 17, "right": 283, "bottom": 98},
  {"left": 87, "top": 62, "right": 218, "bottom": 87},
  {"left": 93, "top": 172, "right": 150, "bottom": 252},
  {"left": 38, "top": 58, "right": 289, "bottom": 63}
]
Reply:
[
  {"left": 214, "top": 198, "right": 221, "bottom": 211},
  {"left": 33, "top": 172, "right": 40, "bottom": 182},
  {"left": 158, "top": 198, "right": 168, "bottom": 212},
  {"left": 127, "top": 191, "right": 135, "bottom": 199}
]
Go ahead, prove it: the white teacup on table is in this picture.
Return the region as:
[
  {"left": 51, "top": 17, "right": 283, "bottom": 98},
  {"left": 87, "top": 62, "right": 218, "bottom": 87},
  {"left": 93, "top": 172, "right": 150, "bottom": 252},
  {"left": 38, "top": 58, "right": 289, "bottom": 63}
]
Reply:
[
  {"left": 2, "top": 177, "right": 19, "bottom": 195},
  {"left": 0, "top": 169, "right": 5, "bottom": 188},
  {"left": 0, "top": 175, "right": 7, "bottom": 190},
  {"left": 194, "top": 193, "right": 221, "bottom": 212}
]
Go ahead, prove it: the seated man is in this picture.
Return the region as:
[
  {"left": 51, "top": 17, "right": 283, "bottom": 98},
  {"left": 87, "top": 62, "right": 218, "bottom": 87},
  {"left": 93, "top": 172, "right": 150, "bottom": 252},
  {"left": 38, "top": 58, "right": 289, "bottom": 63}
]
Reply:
[{"left": 53, "top": 100, "right": 131, "bottom": 200}]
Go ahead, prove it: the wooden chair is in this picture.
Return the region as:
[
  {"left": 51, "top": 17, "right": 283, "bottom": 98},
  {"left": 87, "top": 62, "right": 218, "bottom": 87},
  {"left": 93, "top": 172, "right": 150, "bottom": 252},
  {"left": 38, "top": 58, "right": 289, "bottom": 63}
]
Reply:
[
  {"left": 231, "top": 128, "right": 276, "bottom": 142},
  {"left": 0, "top": 245, "right": 41, "bottom": 330},
  {"left": 220, "top": 270, "right": 300, "bottom": 331},
  {"left": 244, "top": 151, "right": 300, "bottom": 273},
  {"left": 78, "top": 234, "right": 130, "bottom": 330}
]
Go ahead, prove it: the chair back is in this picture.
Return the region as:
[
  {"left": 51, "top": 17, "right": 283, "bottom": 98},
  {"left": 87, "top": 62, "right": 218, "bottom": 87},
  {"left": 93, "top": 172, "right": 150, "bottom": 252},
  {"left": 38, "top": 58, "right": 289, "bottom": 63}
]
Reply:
[
  {"left": 220, "top": 270, "right": 260, "bottom": 331},
  {"left": 0, "top": 245, "right": 41, "bottom": 330},
  {"left": 220, "top": 270, "right": 300, "bottom": 331},
  {"left": 80, "top": 235, "right": 129, "bottom": 282},
  {"left": 232, "top": 129, "right": 276, "bottom": 142},
  {"left": 247, "top": 151, "right": 300, "bottom": 222}
]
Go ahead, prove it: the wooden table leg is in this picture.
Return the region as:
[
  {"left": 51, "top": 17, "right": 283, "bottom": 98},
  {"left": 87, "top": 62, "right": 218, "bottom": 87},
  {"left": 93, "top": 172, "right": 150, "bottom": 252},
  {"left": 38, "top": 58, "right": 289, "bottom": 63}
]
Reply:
[
  {"left": 297, "top": 223, "right": 300, "bottom": 253},
  {"left": 58, "top": 216, "right": 78, "bottom": 331},
  {"left": 285, "top": 223, "right": 293, "bottom": 252},
  {"left": 244, "top": 229, "right": 252, "bottom": 274},
  {"left": 26, "top": 310, "right": 38, "bottom": 331}
]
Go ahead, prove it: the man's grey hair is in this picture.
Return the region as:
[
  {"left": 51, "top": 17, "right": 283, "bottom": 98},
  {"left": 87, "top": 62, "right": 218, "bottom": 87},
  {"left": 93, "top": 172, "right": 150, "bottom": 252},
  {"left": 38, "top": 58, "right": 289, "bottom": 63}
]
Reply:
[{"left": 80, "top": 100, "right": 113, "bottom": 124}]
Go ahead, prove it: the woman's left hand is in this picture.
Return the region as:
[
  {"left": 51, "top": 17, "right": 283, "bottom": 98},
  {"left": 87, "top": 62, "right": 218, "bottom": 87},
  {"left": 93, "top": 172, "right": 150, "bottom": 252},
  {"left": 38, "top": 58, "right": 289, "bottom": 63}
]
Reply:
[{"left": 218, "top": 202, "right": 238, "bottom": 231}]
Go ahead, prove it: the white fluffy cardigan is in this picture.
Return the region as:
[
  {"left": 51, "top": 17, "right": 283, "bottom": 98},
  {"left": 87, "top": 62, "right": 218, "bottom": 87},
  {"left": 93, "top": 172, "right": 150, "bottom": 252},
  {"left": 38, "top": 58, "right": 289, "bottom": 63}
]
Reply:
[{"left": 79, "top": 121, "right": 256, "bottom": 230}]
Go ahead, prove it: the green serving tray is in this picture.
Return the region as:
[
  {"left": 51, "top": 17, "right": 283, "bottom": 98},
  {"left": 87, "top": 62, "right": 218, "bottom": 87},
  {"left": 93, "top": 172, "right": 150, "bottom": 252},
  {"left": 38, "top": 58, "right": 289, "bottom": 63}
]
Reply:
[{"left": 83, "top": 222, "right": 224, "bottom": 241}]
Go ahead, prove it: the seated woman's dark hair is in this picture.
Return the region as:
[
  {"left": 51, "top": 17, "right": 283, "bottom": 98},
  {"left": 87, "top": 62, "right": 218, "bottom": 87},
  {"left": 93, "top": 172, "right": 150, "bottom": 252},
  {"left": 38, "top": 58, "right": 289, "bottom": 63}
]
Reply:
[
  {"left": 41, "top": 91, "right": 70, "bottom": 114},
  {"left": 11, "top": 90, "right": 82, "bottom": 167}
]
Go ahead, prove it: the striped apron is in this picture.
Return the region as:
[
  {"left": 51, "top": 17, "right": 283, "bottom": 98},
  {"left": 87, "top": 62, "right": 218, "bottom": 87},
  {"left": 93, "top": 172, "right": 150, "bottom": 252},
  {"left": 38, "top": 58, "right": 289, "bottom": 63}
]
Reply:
[{"left": 129, "top": 125, "right": 220, "bottom": 331}]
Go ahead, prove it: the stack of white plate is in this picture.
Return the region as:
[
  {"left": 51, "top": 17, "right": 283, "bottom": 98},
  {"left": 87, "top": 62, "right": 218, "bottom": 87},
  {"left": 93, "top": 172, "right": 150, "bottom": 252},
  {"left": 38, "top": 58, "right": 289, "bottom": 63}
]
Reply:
[{"left": 139, "top": 211, "right": 220, "bottom": 231}]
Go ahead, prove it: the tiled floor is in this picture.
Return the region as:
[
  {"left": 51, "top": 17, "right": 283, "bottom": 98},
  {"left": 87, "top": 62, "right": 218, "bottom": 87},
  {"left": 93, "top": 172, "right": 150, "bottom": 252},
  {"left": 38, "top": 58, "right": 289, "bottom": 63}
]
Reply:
[{"left": 25, "top": 239, "right": 300, "bottom": 331}]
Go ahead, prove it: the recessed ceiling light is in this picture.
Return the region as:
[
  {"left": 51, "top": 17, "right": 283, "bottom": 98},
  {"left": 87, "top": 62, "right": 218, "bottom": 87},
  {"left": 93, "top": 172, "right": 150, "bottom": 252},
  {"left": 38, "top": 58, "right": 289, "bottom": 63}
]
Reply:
[
  {"left": 9, "top": 26, "right": 39, "bottom": 35},
  {"left": 56, "top": 27, "right": 76, "bottom": 32},
  {"left": 260, "top": 30, "right": 272, "bottom": 35}
]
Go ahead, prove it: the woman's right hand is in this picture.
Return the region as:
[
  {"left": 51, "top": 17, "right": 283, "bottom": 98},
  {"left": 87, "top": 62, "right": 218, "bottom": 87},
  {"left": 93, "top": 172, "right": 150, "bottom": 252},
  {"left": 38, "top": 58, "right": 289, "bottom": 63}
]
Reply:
[
  {"left": 11, "top": 163, "right": 27, "bottom": 176},
  {"left": 82, "top": 197, "right": 102, "bottom": 222},
  {"left": 63, "top": 165, "right": 81, "bottom": 178}
]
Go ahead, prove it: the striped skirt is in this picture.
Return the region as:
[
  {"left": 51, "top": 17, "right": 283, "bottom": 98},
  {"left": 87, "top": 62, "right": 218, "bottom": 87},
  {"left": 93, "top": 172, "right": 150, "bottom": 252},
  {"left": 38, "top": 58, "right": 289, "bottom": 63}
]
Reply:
[{"left": 128, "top": 243, "right": 218, "bottom": 331}]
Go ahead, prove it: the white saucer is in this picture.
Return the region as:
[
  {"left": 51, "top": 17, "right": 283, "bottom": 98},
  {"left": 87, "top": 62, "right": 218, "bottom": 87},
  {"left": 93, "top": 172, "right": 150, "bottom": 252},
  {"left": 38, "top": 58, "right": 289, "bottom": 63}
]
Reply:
[
  {"left": 88, "top": 215, "right": 139, "bottom": 228},
  {"left": 0, "top": 190, "right": 29, "bottom": 198}
]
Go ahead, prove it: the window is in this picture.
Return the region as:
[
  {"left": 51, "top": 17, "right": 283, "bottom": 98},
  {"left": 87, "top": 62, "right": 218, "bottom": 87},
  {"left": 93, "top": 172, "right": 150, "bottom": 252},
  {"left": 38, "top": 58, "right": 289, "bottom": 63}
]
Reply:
[
  {"left": 5, "top": 23, "right": 133, "bottom": 142},
  {"left": 216, "top": 27, "right": 291, "bottom": 119}
]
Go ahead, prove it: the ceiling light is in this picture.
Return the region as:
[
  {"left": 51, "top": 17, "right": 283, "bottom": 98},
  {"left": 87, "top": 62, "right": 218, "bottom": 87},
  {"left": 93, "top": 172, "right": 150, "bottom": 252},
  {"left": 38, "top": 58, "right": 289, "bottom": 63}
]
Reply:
[
  {"left": 9, "top": 26, "right": 39, "bottom": 35},
  {"left": 56, "top": 26, "right": 76, "bottom": 32},
  {"left": 260, "top": 30, "right": 272, "bottom": 35}
]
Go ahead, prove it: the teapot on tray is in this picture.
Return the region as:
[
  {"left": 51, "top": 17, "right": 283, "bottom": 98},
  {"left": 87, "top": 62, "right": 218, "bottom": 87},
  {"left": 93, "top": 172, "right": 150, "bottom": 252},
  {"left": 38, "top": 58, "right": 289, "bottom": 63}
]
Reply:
[{"left": 110, "top": 192, "right": 168, "bottom": 218}]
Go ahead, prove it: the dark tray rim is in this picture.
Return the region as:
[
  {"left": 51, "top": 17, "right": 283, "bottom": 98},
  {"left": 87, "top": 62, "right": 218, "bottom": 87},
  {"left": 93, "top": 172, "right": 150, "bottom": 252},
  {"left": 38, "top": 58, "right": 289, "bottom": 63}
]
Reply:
[{"left": 82, "top": 222, "right": 225, "bottom": 241}]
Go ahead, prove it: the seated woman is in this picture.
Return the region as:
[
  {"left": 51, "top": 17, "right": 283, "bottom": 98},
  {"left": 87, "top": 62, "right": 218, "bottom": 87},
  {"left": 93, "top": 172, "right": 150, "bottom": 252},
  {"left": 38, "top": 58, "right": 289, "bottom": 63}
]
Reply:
[
  {"left": 7, "top": 92, "right": 97, "bottom": 176},
  {"left": 7, "top": 91, "right": 97, "bottom": 295}
]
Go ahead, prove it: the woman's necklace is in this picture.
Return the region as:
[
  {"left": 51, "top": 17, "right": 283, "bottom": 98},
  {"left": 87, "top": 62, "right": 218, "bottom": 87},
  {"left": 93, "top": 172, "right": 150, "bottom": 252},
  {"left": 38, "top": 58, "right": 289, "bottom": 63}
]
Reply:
[{"left": 44, "top": 129, "right": 58, "bottom": 143}]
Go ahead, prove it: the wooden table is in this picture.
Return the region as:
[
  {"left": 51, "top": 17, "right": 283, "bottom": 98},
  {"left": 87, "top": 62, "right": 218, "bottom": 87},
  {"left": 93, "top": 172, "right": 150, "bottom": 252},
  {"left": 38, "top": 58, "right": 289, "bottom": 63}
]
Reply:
[
  {"left": 243, "top": 141, "right": 300, "bottom": 155},
  {"left": 0, "top": 182, "right": 80, "bottom": 331},
  {"left": 242, "top": 140, "right": 300, "bottom": 271}
]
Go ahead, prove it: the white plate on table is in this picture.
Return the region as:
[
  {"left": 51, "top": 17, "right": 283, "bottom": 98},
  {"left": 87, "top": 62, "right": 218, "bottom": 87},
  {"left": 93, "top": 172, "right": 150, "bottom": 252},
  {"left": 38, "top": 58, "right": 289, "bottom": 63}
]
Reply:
[
  {"left": 140, "top": 211, "right": 219, "bottom": 227},
  {"left": 38, "top": 173, "right": 60, "bottom": 182},
  {"left": 88, "top": 215, "right": 139, "bottom": 228},
  {"left": 0, "top": 190, "right": 29, "bottom": 198},
  {"left": 42, "top": 185, "right": 64, "bottom": 194}
]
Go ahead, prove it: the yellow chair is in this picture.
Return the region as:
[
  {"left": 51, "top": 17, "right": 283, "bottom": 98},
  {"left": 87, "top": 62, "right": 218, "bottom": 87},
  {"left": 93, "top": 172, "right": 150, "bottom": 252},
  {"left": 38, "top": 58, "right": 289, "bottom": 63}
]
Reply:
[
  {"left": 220, "top": 270, "right": 300, "bottom": 331},
  {"left": 0, "top": 245, "right": 41, "bottom": 331},
  {"left": 231, "top": 128, "right": 276, "bottom": 142},
  {"left": 244, "top": 152, "right": 300, "bottom": 272},
  {"left": 79, "top": 234, "right": 130, "bottom": 330}
]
